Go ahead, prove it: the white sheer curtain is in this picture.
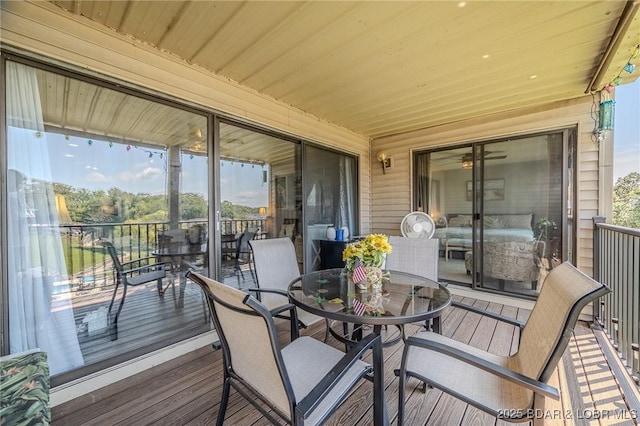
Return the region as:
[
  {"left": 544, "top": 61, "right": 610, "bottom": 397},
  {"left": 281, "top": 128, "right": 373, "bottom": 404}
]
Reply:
[{"left": 6, "top": 61, "right": 84, "bottom": 375}]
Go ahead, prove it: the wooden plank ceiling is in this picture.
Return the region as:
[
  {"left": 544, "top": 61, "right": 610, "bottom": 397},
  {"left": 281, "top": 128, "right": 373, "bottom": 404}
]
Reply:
[{"left": 42, "top": 0, "right": 640, "bottom": 146}]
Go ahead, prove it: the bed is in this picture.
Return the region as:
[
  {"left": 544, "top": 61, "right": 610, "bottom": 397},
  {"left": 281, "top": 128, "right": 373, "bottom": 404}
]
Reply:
[{"left": 434, "top": 213, "right": 535, "bottom": 259}]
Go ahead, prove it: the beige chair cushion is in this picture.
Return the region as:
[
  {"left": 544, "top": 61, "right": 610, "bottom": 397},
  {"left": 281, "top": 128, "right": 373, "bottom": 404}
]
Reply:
[
  {"left": 202, "top": 277, "right": 291, "bottom": 415},
  {"left": 250, "top": 238, "right": 322, "bottom": 326},
  {"left": 405, "top": 331, "right": 534, "bottom": 412},
  {"left": 401, "top": 263, "right": 607, "bottom": 417},
  {"left": 386, "top": 236, "right": 439, "bottom": 281},
  {"left": 283, "top": 336, "right": 369, "bottom": 425}
]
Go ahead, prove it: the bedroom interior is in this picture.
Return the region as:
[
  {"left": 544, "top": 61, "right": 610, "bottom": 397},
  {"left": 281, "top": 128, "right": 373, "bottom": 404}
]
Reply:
[{"left": 420, "top": 131, "right": 566, "bottom": 297}]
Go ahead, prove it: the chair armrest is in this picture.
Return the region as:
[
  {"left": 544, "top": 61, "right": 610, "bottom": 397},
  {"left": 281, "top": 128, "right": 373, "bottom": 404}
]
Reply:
[
  {"left": 121, "top": 256, "right": 166, "bottom": 270},
  {"left": 247, "top": 288, "right": 289, "bottom": 298},
  {"left": 269, "top": 302, "right": 301, "bottom": 339},
  {"left": 121, "top": 256, "right": 157, "bottom": 266},
  {"left": 121, "top": 261, "right": 168, "bottom": 275},
  {"left": 405, "top": 337, "right": 559, "bottom": 400},
  {"left": 250, "top": 288, "right": 308, "bottom": 331},
  {"left": 296, "top": 333, "right": 382, "bottom": 418},
  {"left": 451, "top": 301, "right": 525, "bottom": 330},
  {"left": 269, "top": 302, "right": 297, "bottom": 317}
]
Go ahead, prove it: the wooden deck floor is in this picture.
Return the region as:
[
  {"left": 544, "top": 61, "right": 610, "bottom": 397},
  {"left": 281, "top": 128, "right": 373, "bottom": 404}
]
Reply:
[{"left": 52, "top": 295, "right": 636, "bottom": 426}]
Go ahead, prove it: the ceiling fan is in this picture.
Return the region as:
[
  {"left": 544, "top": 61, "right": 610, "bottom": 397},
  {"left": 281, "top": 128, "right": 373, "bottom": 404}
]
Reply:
[
  {"left": 461, "top": 151, "right": 507, "bottom": 162},
  {"left": 460, "top": 151, "right": 507, "bottom": 168},
  {"left": 400, "top": 212, "right": 436, "bottom": 239}
]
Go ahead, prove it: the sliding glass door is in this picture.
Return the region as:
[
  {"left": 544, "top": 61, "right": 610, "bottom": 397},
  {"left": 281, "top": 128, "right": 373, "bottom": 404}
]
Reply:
[
  {"left": 415, "top": 129, "right": 574, "bottom": 298},
  {"left": 476, "top": 134, "right": 568, "bottom": 297},
  {"left": 303, "top": 145, "right": 358, "bottom": 272},
  {"left": 417, "top": 147, "right": 473, "bottom": 286},
  {"left": 3, "top": 58, "right": 211, "bottom": 383},
  {"left": 217, "top": 121, "right": 301, "bottom": 287},
  {"left": 1, "top": 55, "right": 359, "bottom": 386}
]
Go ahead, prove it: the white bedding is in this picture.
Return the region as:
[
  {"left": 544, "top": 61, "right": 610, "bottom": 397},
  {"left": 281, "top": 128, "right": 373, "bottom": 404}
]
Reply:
[
  {"left": 434, "top": 227, "right": 534, "bottom": 243},
  {"left": 434, "top": 213, "right": 535, "bottom": 250}
]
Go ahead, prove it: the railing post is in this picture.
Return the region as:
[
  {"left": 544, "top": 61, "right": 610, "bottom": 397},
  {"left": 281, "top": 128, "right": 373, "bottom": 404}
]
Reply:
[
  {"left": 612, "top": 317, "right": 620, "bottom": 350},
  {"left": 632, "top": 343, "right": 639, "bottom": 384},
  {"left": 592, "top": 216, "right": 606, "bottom": 320}
]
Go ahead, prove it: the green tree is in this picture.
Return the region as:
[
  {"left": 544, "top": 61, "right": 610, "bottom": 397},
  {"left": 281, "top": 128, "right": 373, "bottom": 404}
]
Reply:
[
  {"left": 180, "top": 193, "right": 208, "bottom": 220},
  {"left": 613, "top": 172, "right": 640, "bottom": 229}
]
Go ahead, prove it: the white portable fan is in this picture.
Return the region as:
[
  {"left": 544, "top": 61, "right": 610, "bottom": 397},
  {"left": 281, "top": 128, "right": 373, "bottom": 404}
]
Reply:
[{"left": 400, "top": 211, "right": 436, "bottom": 239}]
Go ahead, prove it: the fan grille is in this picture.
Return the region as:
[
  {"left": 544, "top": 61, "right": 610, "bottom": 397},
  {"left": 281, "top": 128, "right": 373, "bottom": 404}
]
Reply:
[{"left": 400, "top": 212, "right": 435, "bottom": 239}]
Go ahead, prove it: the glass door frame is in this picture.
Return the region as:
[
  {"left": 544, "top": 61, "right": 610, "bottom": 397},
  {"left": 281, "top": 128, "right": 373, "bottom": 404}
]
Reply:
[{"left": 413, "top": 127, "right": 577, "bottom": 298}]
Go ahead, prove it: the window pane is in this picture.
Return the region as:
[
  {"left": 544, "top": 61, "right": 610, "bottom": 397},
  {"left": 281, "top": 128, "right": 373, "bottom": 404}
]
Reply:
[
  {"left": 5, "top": 60, "right": 210, "bottom": 382},
  {"left": 218, "top": 121, "right": 300, "bottom": 285},
  {"left": 304, "top": 145, "right": 358, "bottom": 272},
  {"left": 415, "top": 130, "right": 571, "bottom": 298}
]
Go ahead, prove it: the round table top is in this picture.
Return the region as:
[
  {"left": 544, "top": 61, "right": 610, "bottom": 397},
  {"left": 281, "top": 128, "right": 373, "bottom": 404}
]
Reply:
[{"left": 288, "top": 268, "right": 451, "bottom": 326}]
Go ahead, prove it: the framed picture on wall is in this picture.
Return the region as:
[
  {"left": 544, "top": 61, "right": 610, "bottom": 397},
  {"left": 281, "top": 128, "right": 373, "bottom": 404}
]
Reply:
[
  {"left": 276, "top": 176, "right": 287, "bottom": 208},
  {"left": 466, "top": 179, "right": 505, "bottom": 201}
]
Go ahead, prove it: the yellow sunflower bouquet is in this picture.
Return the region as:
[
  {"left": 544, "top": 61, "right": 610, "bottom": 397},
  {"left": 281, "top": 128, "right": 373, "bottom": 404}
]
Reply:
[{"left": 342, "top": 233, "right": 392, "bottom": 272}]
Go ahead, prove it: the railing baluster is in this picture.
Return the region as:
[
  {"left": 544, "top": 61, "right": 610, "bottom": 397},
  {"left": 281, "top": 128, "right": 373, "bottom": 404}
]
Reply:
[
  {"left": 632, "top": 343, "right": 639, "bottom": 384},
  {"left": 593, "top": 217, "right": 640, "bottom": 387}
]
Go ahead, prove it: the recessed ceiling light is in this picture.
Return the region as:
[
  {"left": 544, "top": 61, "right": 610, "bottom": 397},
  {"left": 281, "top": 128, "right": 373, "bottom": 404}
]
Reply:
[
  {"left": 482, "top": 54, "right": 490, "bottom": 59},
  {"left": 68, "top": 143, "right": 78, "bottom": 147},
  {"left": 65, "top": 154, "right": 74, "bottom": 158},
  {"left": 458, "top": 2, "right": 467, "bottom": 7},
  {"left": 529, "top": 74, "right": 538, "bottom": 79}
]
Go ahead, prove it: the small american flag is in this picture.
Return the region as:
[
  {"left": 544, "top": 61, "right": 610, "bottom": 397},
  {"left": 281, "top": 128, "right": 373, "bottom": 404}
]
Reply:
[
  {"left": 352, "top": 259, "right": 367, "bottom": 283},
  {"left": 352, "top": 298, "right": 367, "bottom": 316}
]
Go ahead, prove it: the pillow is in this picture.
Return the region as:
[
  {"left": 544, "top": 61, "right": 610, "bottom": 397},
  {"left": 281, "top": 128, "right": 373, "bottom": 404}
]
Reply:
[
  {"left": 483, "top": 215, "right": 506, "bottom": 229},
  {"left": 449, "top": 215, "right": 472, "bottom": 227},
  {"left": 503, "top": 214, "right": 533, "bottom": 230}
]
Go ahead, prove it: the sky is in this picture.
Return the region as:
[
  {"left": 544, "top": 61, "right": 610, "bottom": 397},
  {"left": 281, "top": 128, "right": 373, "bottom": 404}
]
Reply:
[
  {"left": 613, "top": 79, "right": 640, "bottom": 182},
  {"left": 39, "top": 133, "right": 268, "bottom": 207},
  {"left": 22, "top": 79, "right": 640, "bottom": 206}
]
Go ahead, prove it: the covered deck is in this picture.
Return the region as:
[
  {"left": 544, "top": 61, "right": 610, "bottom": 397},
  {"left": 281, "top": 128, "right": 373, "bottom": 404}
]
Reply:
[{"left": 52, "top": 292, "right": 637, "bottom": 425}]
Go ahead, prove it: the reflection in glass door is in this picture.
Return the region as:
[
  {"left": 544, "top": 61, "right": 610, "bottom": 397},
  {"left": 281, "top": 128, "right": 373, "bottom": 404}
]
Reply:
[
  {"left": 4, "top": 59, "right": 210, "bottom": 383},
  {"left": 218, "top": 122, "right": 301, "bottom": 287}
]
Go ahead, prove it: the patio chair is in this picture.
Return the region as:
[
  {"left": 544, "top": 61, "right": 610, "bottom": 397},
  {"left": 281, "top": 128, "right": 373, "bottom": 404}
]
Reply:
[
  {"left": 222, "top": 230, "right": 255, "bottom": 283},
  {"left": 249, "top": 237, "right": 324, "bottom": 337},
  {"left": 100, "top": 240, "right": 167, "bottom": 341},
  {"left": 186, "top": 271, "right": 385, "bottom": 426},
  {"left": 385, "top": 236, "right": 439, "bottom": 281},
  {"left": 385, "top": 236, "right": 441, "bottom": 336},
  {"left": 396, "top": 262, "right": 610, "bottom": 425}
]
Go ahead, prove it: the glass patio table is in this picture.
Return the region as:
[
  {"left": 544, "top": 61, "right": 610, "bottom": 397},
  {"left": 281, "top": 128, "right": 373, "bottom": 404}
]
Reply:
[
  {"left": 288, "top": 268, "right": 451, "bottom": 346},
  {"left": 153, "top": 242, "right": 208, "bottom": 305}
]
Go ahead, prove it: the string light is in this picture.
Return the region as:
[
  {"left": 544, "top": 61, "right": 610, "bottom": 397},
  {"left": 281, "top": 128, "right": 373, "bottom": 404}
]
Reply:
[
  {"left": 593, "top": 43, "right": 639, "bottom": 143},
  {"left": 602, "top": 44, "right": 640, "bottom": 92}
]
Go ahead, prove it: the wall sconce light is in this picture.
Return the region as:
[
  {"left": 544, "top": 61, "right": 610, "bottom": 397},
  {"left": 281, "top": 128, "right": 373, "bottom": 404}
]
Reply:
[
  {"left": 258, "top": 207, "right": 267, "bottom": 216},
  {"left": 377, "top": 152, "right": 393, "bottom": 174},
  {"left": 462, "top": 160, "right": 473, "bottom": 169}
]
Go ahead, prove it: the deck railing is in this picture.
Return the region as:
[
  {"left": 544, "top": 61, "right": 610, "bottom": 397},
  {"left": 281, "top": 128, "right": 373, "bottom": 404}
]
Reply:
[
  {"left": 593, "top": 216, "right": 640, "bottom": 385},
  {"left": 56, "top": 219, "right": 263, "bottom": 293}
]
